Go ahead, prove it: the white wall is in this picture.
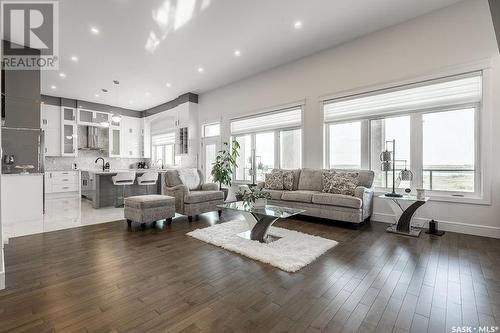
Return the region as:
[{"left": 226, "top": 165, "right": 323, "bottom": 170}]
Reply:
[{"left": 198, "top": 0, "right": 500, "bottom": 237}]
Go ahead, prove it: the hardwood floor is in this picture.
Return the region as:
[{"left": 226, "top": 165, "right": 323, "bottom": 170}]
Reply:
[{"left": 1, "top": 212, "right": 500, "bottom": 333}]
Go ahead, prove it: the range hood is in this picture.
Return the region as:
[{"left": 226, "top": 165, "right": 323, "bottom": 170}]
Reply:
[{"left": 78, "top": 126, "right": 104, "bottom": 151}]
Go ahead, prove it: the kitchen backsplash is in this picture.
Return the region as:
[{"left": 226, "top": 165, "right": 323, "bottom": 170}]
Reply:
[{"left": 45, "top": 150, "right": 149, "bottom": 171}]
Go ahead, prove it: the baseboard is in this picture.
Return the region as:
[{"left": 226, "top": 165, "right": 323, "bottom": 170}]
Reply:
[
  {"left": 372, "top": 213, "right": 500, "bottom": 239},
  {"left": 0, "top": 271, "right": 4, "bottom": 290}
]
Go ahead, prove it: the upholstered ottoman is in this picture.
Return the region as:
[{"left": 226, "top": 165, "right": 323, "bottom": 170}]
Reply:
[{"left": 124, "top": 195, "right": 175, "bottom": 229}]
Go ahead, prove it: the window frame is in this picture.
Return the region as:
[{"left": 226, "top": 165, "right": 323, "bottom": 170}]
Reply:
[
  {"left": 152, "top": 143, "right": 175, "bottom": 167},
  {"left": 201, "top": 122, "right": 221, "bottom": 138},
  {"left": 231, "top": 126, "right": 303, "bottom": 183},
  {"left": 323, "top": 72, "right": 485, "bottom": 202}
]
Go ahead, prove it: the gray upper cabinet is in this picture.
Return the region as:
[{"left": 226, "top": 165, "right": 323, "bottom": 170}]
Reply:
[{"left": 1, "top": 45, "right": 41, "bottom": 129}]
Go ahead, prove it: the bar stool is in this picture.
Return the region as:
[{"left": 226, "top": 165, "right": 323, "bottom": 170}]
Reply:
[
  {"left": 112, "top": 171, "right": 136, "bottom": 207},
  {"left": 137, "top": 172, "right": 159, "bottom": 194}
]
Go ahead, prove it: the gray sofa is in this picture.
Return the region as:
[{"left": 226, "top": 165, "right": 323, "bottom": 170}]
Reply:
[
  {"left": 163, "top": 169, "right": 224, "bottom": 222},
  {"left": 257, "top": 168, "right": 374, "bottom": 224}
]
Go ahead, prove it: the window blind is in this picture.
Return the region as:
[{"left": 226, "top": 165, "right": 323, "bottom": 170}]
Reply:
[
  {"left": 324, "top": 73, "right": 482, "bottom": 122},
  {"left": 151, "top": 132, "right": 175, "bottom": 145},
  {"left": 230, "top": 107, "right": 302, "bottom": 135}
]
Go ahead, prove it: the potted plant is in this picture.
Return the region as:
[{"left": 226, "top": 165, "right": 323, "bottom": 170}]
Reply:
[
  {"left": 241, "top": 187, "right": 271, "bottom": 208},
  {"left": 211, "top": 140, "right": 240, "bottom": 200}
]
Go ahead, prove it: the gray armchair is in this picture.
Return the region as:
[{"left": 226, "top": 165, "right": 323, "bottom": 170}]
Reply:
[{"left": 163, "top": 169, "right": 224, "bottom": 222}]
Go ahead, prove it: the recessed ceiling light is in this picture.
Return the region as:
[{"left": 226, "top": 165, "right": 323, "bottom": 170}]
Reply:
[
  {"left": 71, "top": 55, "right": 79, "bottom": 62},
  {"left": 94, "top": 93, "right": 100, "bottom": 98},
  {"left": 166, "top": 82, "right": 172, "bottom": 88},
  {"left": 59, "top": 72, "right": 66, "bottom": 78},
  {"left": 198, "top": 67, "right": 204, "bottom": 73},
  {"left": 294, "top": 21, "right": 303, "bottom": 29},
  {"left": 50, "top": 85, "right": 56, "bottom": 90},
  {"left": 234, "top": 49, "right": 241, "bottom": 57},
  {"left": 90, "top": 26, "right": 100, "bottom": 35},
  {"left": 101, "top": 88, "right": 108, "bottom": 93}
]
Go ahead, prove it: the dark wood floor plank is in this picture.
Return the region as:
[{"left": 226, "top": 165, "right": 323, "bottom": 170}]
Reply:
[{"left": 1, "top": 212, "right": 500, "bottom": 333}]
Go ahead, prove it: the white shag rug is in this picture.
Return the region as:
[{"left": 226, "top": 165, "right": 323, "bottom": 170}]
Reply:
[{"left": 187, "top": 220, "right": 338, "bottom": 272}]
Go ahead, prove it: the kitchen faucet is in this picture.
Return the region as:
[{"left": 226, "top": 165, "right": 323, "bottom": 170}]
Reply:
[{"left": 95, "top": 157, "right": 106, "bottom": 171}]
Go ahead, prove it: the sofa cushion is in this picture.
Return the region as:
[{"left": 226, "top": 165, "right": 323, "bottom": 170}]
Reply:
[
  {"left": 265, "top": 171, "right": 284, "bottom": 190},
  {"left": 165, "top": 170, "right": 183, "bottom": 187},
  {"left": 331, "top": 169, "right": 374, "bottom": 188},
  {"left": 178, "top": 168, "right": 202, "bottom": 190},
  {"left": 184, "top": 190, "right": 224, "bottom": 204},
  {"left": 322, "top": 172, "right": 359, "bottom": 196},
  {"left": 297, "top": 168, "right": 323, "bottom": 191},
  {"left": 262, "top": 189, "right": 284, "bottom": 200},
  {"left": 312, "top": 193, "right": 362, "bottom": 209},
  {"left": 281, "top": 190, "right": 319, "bottom": 203},
  {"left": 273, "top": 169, "right": 301, "bottom": 190},
  {"left": 282, "top": 170, "right": 294, "bottom": 190},
  {"left": 125, "top": 195, "right": 175, "bottom": 209}
]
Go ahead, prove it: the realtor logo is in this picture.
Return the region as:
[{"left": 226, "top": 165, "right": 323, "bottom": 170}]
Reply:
[{"left": 1, "top": 0, "right": 59, "bottom": 70}]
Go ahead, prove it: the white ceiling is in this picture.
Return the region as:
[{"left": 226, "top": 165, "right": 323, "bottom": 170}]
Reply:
[{"left": 41, "top": 0, "right": 462, "bottom": 111}]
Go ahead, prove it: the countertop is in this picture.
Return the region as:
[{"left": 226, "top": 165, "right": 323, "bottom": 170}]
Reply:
[
  {"left": 2, "top": 172, "right": 44, "bottom": 177},
  {"left": 82, "top": 169, "right": 173, "bottom": 175}
]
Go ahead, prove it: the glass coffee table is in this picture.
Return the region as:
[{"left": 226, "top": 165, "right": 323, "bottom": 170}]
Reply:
[{"left": 217, "top": 201, "right": 305, "bottom": 243}]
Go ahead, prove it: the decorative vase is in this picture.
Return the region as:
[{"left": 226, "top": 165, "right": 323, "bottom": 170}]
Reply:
[{"left": 254, "top": 198, "right": 267, "bottom": 208}]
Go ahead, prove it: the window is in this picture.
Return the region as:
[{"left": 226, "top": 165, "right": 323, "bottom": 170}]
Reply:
[
  {"left": 152, "top": 132, "right": 175, "bottom": 167},
  {"left": 202, "top": 122, "right": 220, "bottom": 137},
  {"left": 327, "top": 121, "right": 361, "bottom": 169},
  {"left": 280, "top": 128, "right": 302, "bottom": 169},
  {"left": 230, "top": 106, "right": 302, "bottom": 182},
  {"left": 255, "top": 132, "right": 275, "bottom": 181},
  {"left": 323, "top": 72, "right": 482, "bottom": 198},
  {"left": 234, "top": 134, "right": 252, "bottom": 181},
  {"left": 370, "top": 116, "right": 411, "bottom": 189},
  {"left": 423, "top": 108, "right": 475, "bottom": 192}
]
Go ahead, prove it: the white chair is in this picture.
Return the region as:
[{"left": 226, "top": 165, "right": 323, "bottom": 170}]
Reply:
[
  {"left": 137, "top": 172, "right": 159, "bottom": 194},
  {"left": 112, "top": 171, "right": 136, "bottom": 207}
]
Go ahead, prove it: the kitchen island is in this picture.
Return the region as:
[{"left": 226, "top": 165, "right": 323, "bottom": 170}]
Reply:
[{"left": 82, "top": 169, "right": 171, "bottom": 208}]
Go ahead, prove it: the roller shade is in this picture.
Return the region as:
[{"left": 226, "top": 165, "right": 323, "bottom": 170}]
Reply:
[
  {"left": 230, "top": 107, "right": 302, "bottom": 134},
  {"left": 152, "top": 132, "right": 175, "bottom": 145},
  {"left": 324, "top": 72, "right": 482, "bottom": 122}
]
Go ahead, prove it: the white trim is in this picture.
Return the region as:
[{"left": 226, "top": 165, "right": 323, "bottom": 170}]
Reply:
[
  {"left": 318, "top": 58, "right": 492, "bottom": 102},
  {"left": 0, "top": 271, "right": 4, "bottom": 290},
  {"left": 372, "top": 213, "right": 500, "bottom": 239},
  {"left": 229, "top": 99, "right": 306, "bottom": 121}
]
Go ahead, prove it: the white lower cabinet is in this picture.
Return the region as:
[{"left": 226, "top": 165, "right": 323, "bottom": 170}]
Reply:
[{"left": 45, "top": 171, "right": 81, "bottom": 197}]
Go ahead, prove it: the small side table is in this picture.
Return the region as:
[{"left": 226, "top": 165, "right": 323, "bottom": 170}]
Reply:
[{"left": 378, "top": 194, "right": 429, "bottom": 237}]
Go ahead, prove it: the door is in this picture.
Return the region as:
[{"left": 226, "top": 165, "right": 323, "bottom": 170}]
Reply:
[{"left": 201, "top": 137, "right": 220, "bottom": 183}]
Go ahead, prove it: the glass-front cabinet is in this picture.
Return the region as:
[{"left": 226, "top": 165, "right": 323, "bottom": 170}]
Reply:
[
  {"left": 61, "top": 107, "right": 77, "bottom": 156},
  {"left": 109, "top": 127, "right": 121, "bottom": 157},
  {"left": 78, "top": 109, "right": 110, "bottom": 126}
]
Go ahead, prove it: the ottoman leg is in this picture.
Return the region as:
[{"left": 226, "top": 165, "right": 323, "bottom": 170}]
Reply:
[
  {"left": 127, "top": 219, "right": 132, "bottom": 228},
  {"left": 152, "top": 221, "right": 157, "bottom": 227},
  {"left": 188, "top": 216, "right": 193, "bottom": 222},
  {"left": 141, "top": 223, "right": 146, "bottom": 230},
  {"left": 218, "top": 210, "right": 222, "bottom": 218},
  {"left": 166, "top": 218, "right": 172, "bottom": 225}
]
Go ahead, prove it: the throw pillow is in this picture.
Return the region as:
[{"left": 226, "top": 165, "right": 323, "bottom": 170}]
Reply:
[
  {"left": 265, "top": 171, "right": 284, "bottom": 190},
  {"left": 282, "top": 170, "right": 294, "bottom": 191},
  {"left": 322, "top": 171, "right": 359, "bottom": 196}
]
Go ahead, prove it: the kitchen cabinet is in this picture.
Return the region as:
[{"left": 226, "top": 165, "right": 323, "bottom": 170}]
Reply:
[
  {"left": 41, "top": 104, "right": 61, "bottom": 156},
  {"left": 1, "top": 174, "right": 43, "bottom": 227},
  {"left": 121, "top": 116, "right": 144, "bottom": 158},
  {"left": 109, "top": 126, "right": 121, "bottom": 157},
  {"left": 45, "top": 170, "right": 81, "bottom": 197},
  {"left": 61, "top": 107, "right": 77, "bottom": 156},
  {"left": 77, "top": 109, "right": 110, "bottom": 126}
]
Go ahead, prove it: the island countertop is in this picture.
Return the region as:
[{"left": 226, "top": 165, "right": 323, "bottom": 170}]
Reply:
[
  {"left": 82, "top": 169, "right": 174, "bottom": 175},
  {"left": 82, "top": 169, "right": 171, "bottom": 208}
]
